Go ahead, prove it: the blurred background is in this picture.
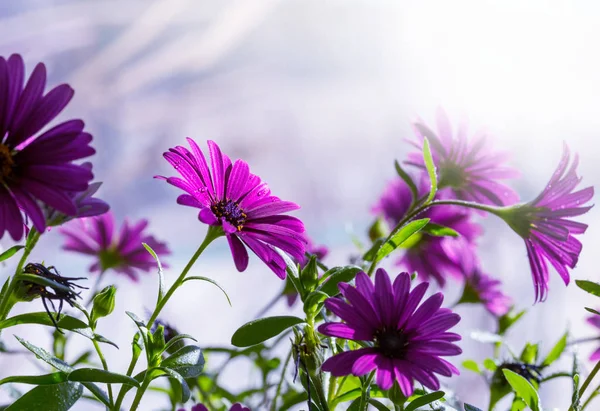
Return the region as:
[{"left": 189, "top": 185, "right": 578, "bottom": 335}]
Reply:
[{"left": 1, "top": 0, "right": 600, "bottom": 409}]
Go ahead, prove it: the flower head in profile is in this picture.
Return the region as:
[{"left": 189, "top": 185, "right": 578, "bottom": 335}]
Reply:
[
  {"left": 373, "top": 177, "right": 481, "bottom": 286},
  {"left": 59, "top": 212, "right": 170, "bottom": 281},
  {"left": 159, "top": 139, "right": 306, "bottom": 279},
  {"left": 498, "top": 146, "right": 593, "bottom": 302},
  {"left": 406, "top": 108, "right": 519, "bottom": 206},
  {"left": 178, "top": 404, "right": 249, "bottom": 411},
  {"left": 318, "top": 269, "right": 462, "bottom": 395},
  {"left": 459, "top": 268, "right": 512, "bottom": 317},
  {"left": 0, "top": 54, "right": 96, "bottom": 240},
  {"left": 585, "top": 312, "right": 600, "bottom": 361}
]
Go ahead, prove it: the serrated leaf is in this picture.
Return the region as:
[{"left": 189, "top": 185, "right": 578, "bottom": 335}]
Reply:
[
  {"left": 502, "top": 369, "right": 541, "bottom": 411},
  {"left": 0, "top": 246, "right": 25, "bottom": 263},
  {"left": 231, "top": 316, "right": 305, "bottom": 347},
  {"left": 422, "top": 222, "right": 459, "bottom": 237},
  {"left": 394, "top": 160, "right": 419, "bottom": 202},
  {"left": 67, "top": 368, "right": 140, "bottom": 386},
  {"left": 373, "top": 218, "right": 430, "bottom": 263},
  {"left": 576, "top": 280, "right": 600, "bottom": 297},
  {"left": 422, "top": 138, "right": 438, "bottom": 203},
  {"left": 161, "top": 345, "right": 205, "bottom": 378},
  {"left": 143, "top": 242, "right": 165, "bottom": 304},
  {"left": 317, "top": 266, "right": 362, "bottom": 296},
  {"left": 404, "top": 391, "right": 445, "bottom": 411},
  {"left": 462, "top": 360, "right": 481, "bottom": 374},
  {"left": 5, "top": 382, "right": 82, "bottom": 411},
  {"left": 181, "top": 276, "right": 231, "bottom": 306},
  {"left": 541, "top": 332, "right": 568, "bottom": 367}
]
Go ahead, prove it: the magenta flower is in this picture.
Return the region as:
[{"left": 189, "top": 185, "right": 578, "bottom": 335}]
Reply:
[
  {"left": 59, "top": 212, "right": 170, "bottom": 281},
  {"left": 499, "top": 146, "right": 593, "bottom": 302},
  {"left": 159, "top": 139, "right": 306, "bottom": 279},
  {"left": 178, "top": 404, "right": 249, "bottom": 411},
  {"left": 0, "top": 54, "right": 95, "bottom": 240},
  {"left": 585, "top": 312, "right": 600, "bottom": 361},
  {"left": 461, "top": 268, "right": 512, "bottom": 317},
  {"left": 406, "top": 108, "right": 519, "bottom": 206},
  {"left": 373, "top": 177, "right": 481, "bottom": 286},
  {"left": 318, "top": 269, "right": 462, "bottom": 395}
]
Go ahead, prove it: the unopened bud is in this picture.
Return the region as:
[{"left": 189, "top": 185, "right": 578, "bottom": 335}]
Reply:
[{"left": 91, "top": 285, "right": 116, "bottom": 322}]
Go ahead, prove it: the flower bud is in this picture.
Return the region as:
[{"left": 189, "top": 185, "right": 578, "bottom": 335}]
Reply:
[
  {"left": 300, "top": 256, "right": 319, "bottom": 292},
  {"left": 368, "top": 217, "right": 389, "bottom": 242},
  {"left": 91, "top": 285, "right": 116, "bottom": 322}
]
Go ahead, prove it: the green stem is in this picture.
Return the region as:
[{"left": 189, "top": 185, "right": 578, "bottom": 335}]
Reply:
[
  {"left": 582, "top": 385, "right": 600, "bottom": 410},
  {"left": 0, "top": 229, "right": 41, "bottom": 323},
  {"left": 113, "top": 226, "right": 221, "bottom": 410},
  {"left": 571, "top": 360, "right": 600, "bottom": 411},
  {"left": 92, "top": 339, "right": 114, "bottom": 405},
  {"left": 359, "top": 371, "right": 375, "bottom": 411},
  {"left": 327, "top": 375, "right": 337, "bottom": 406},
  {"left": 128, "top": 377, "right": 151, "bottom": 411},
  {"left": 271, "top": 349, "right": 293, "bottom": 411}
]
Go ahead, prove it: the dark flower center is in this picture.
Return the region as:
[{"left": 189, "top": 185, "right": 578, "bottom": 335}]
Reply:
[
  {"left": 375, "top": 328, "right": 409, "bottom": 358},
  {"left": 0, "top": 144, "right": 15, "bottom": 183},
  {"left": 212, "top": 199, "right": 247, "bottom": 231},
  {"left": 439, "top": 161, "right": 467, "bottom": 189}
]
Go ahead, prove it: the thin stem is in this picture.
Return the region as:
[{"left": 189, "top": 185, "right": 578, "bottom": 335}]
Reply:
[
  {"left": 359, "top": 371, "right": 375, "bottom": 411},
  {"left": 582, "top": 385, "right": 600, "bottom": 410},
  {"left": 114, "top": 226, "right": 222, "bottom": 410},
  {"left": 568, "top": 336, "right": 600, "bottom": 347},
  {"left": 128, "top": 377, "right": 151, "bottom": 411},
  {"left": 570, "top": 360, "right": 600, "bottom": 411},
  {"left": 271, "top": 349, "right": 293, "bottom": 411},
  {"left": 327, "top": 375, "right": 337, "bottom": 405},
  {"left": 92, "top": 339, "right": 114, "bottom": 405}
]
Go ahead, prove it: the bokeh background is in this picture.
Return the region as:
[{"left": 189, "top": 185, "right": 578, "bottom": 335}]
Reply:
[{"left": 1, "top": 0, "right": 600, "bottom": 409}]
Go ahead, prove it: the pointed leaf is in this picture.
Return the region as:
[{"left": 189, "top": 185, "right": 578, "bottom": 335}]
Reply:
[
  {"left": 422, "top": 222, "right": 459, "bottom": 237},
  {"left": 464, "top": 404, "right": 484, "bottom": 411},
  {"left": 541, "top": 332, "right": 568, "bottom": 367},
  {"left": 161, "top": 345, "right": 205, "bottom": 378},
  {"left": 422, "top": 138, "right": 438, "bottom": 203},
  {"left": 576, "top": 280, "right": 600, "bottom": 297},
  {"left": 462, "top": 360, "right": 481, "bottom": 374},
  {"left": 68, "top": 368, "right": 140, "bottom": 386},
  {"left": 182, "top": 276, "right": 231, "bottom": 306},
  {"left": 502, "top": 369, "right": 541, "bottom": 411},
  {"left": 143, "top": 242, "right": 165, "bottom": 304},
  {"left": 157, "top": 367, "right": 190, "bottom": 403},
  {"left": 0, "top": 246, "right": 25, "bottom": 262},
  {"left": 231, "top": 316, "right": 305, "bottom": 347},
  {"left": 394, "top": 160, "right": 419, "bottom": 202},
  {"left": 5, "top": 382, "right": 82, "bottom": 411},
  {"left": 373, "top": 218, "right": 430, "bottom": 263},
  {"left": 404, "top": 391, "right": 445, "bottom": 411},
  {"left": 0, "top": 373, "right": 68, "bottom": 386},
  {"left": 585, "top": 307, "right": 600, "bottom": 316},
  {"left": 317, "top": 266, "right": 362, "bottom": 296}
]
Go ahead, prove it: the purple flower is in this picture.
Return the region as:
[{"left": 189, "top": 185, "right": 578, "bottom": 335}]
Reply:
[
  {"left": 59, "top": 212, "right": 170, "bottom": 281},
  {"left": 406, "top": 108, "right": 519, "bottom": 206},
  {"left": 159, "top": 139, "right": 306, "bottom": 279},
  {"left": 0, "top": 54, "right": 95, "bottom": 240},
  {"left": 499, "top": 146, "right": 593, "bottom": 302},
  {"left": 45, "top": 162, "right": 109, "bottom": 226},
  {"left": 285, "top": 236, "right": 329, "bottom": 306},
  {"left": 178, "top": 404, "right": 250, "bottom": 411},
  {"left": 318, "top": 269, "right": 462, "bottom": 395},
  {"left": 373, "top": 177, "right": 481, "bottom": 287},
  {"left": 585, "top": 312, "right": 600, "bottom": 361},
  {"left": 461, "top": 268, "right": 512, "bottom": 317}
]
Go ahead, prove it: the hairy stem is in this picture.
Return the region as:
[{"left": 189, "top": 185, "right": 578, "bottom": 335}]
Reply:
[{"left": 571, "top": 359, "right": 600, "bottom": 411}]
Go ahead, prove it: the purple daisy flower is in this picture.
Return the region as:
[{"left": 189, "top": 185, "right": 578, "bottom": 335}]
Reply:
[
  {"left": 461, "top": 268, "right": 512, "bottom": 317},
  {"left": 0, "top": 54, "right": 95, "bottom": 240},
  {"left": 406, "top": 108, "right": 519, "bottom": 206},
  {"left": 373, "top": 177, "right": 481, "bottom": 287},
  {"left": 159, "top": 138, "right": 306, "bottom": 279},
  {"left": 44, "top": 162, "right": 109, "bottom": 226},
  {"left": 59, "top": 211, "right": 170, "bottom": 281},
  {"left": 178, "top": 404, "right": 250, "bottom": 411},
  {"left": 318, "top": 269, "right": 462, "bottom": 395},
  {"left": 499, "top": 146, "right": 593, "bottom": 302},
  {"left": 585, "top": 312, "right": 600, "bottom": 361}
]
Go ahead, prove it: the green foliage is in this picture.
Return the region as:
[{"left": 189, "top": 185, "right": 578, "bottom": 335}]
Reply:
[
  {"left": 498, "top": 309, "right": 527, "bottom": 336},
  {"left": 395, "top": 159, "right": 419, "bottom": 203},
  {"left": 404, "top": 391, "right": 445, "bottom": 411},
  {"left": 541, "top": 332, "right": 568, "bottom": 367},
  {"left": 502, "top": 369, "right": 541, "bottom": 411},
  {"left": 231, "top": 316, "right": 304, "bottom": 347},
  {"left": 90, "top": 285, "right": 116, "bottom": 324},
  {"left": 422, "top": 222, "right": 460, "bottom": 237},
  {"left": 0, "top": 246, "right": 25, "bottom": 263},
  {"left": 366, "top": 218, "right": 430, "bottom": 263},
  {"left": 422, "top": 138, "right": 438, "bottom": 203},
  {"left": 316, "top": 266, "right": 362, "bottom": 297},
  {"left": 5, "top": 382, "right": 82, "bottom": 411},
  {"left": 576, "top": 280, "right": 600, "bottom": 297}
]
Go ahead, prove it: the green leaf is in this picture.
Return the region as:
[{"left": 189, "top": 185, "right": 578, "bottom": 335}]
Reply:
[
  {"left": 143, "top": 242, "right": 165, "bottom": 304},
  {"left": 157, "top": 367, "right": 190, "bottom": 402},
  {"left": 161, "top": 334, "right": 197, "bottom": 355},
  {"left": 394, "top": 160, "right": 419, "bottom": 203},
  {"left": 231, "top": 316, "right": 305, "bottom": 347},
  {"left": 422, "top": 138, "right": 438, "bottom": 203},
  {"left": 541, "top": 332, "right": 568, "bottom": 367},
  {"left": 181, "top": 276, "right": 231, "bottom": 306},
  {"left": 498, "top": 309, "right": 527, "bottom": 336},
  {"left": 404, "top": 391, "right": 445, "bottom": 411},
  {"left": 5, "top": 382, "right": 82, "bottom": 411},
  {"left": 303, "top": 291, "right": 329, "bottom": 315},
  {"left": 422, "top": 222, "right": 459, "bottom": 237},
  {"left": 368, "top": 399, "right": 389, "bottom": 411},
  {"left": 576, "top": 280, "right": 600, "bottom": 297},
  {"left": 373, "top": 218, "right": 430, "bottom": 263},
  {"left": 362, "top": 238, "right": 385, "bottom": 262},
  {"left": 0, "top": 246, "right": 25, "bottom": 263},
  {"left": 502, "top": 369, "right": 541, "bottom": 411},
  {"left": 483, "top": 359, "right": 497, "bottom": 372},
  {"left": 317, "top": 266, "right": 362, "bottom": 296},
  {"left": 585, "top": 307, "right": 600, "bottom": 316},
  {"left": 67, "top": 368, "right": 140, "bottom": 387},
  {"left": 161, "top": 345, "right": 205, "bottom": 378},
  {"left": 519, "top": 343, "right": 539, "bottom": 364},
  {"left": 510, "top": 398, "right": 527, "bottom": 411},
  {"left": 0, "top": 373, "right": 68, "bottom": 386},
  {"left": 462, "top": 360, "right": 481, "bottom": 374},
  {"left": 464, "top": 404, "right": 484, "bottom": 411}
]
